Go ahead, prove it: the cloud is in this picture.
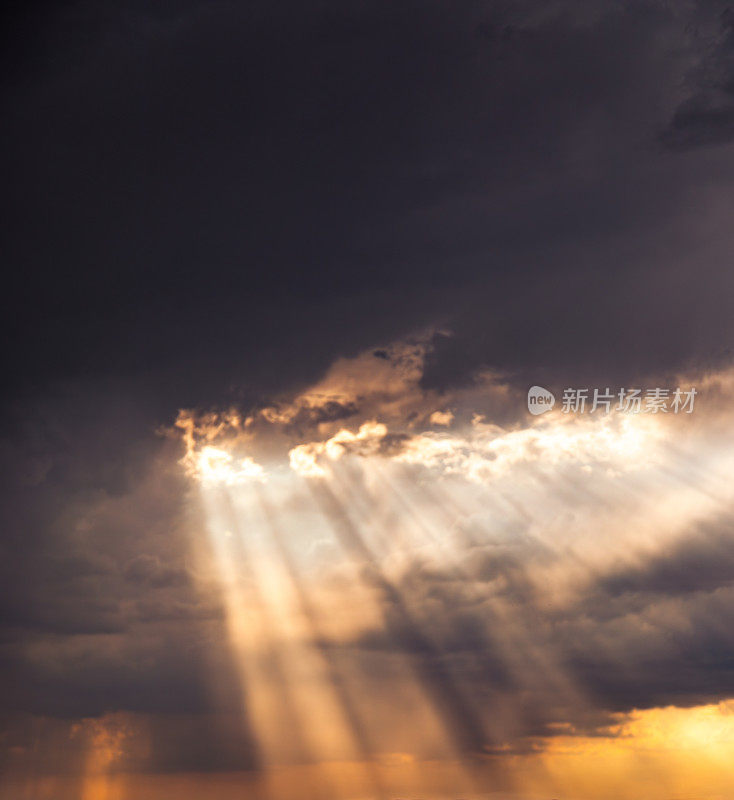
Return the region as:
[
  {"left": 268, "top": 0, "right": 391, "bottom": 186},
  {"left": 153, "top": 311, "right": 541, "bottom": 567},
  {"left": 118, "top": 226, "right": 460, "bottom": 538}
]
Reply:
[
  {"left": 3, "top": 326, "right": 732, "bottom": 779},
  {"left": 123, "top": 554, "right": 190, "bottom": 589},
  {"left": 660, "top": 7, "right": 734, "bottom": 150},
  {"left": 5, "top": 0, "right": 734, "bottom": 401},
  {"left": 5, "top": 0, "right": 734, "bottom": 787},
  {"left": 164, "top": 334, "right": 734, "bottom": 766}
]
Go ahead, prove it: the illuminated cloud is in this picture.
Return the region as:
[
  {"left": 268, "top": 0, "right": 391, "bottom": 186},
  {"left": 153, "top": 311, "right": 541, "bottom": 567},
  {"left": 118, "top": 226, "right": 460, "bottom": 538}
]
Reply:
[
  {"left": 7, "top": 0, "right": 734, "bottom": 796},
  {"left": 196, "top": 446, "right": 266, "bottom": 485},
  {"left": 429, "top": 409, "right": 454, "bottom": 427},
  {"left": 160, "top": 334, "right": 734, "bottom": 793},
  {"left": 3, "top": 333, "right": 734, "bottom": 800}
]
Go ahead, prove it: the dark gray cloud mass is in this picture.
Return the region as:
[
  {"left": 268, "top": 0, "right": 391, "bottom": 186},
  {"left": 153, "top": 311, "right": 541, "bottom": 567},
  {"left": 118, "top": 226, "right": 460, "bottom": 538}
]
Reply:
[
  {"left": 2, "top": 0, "right": 734, "bottom": 777},
  {"left": 2, "top": 0, "right": 734, "bottom": 398}
]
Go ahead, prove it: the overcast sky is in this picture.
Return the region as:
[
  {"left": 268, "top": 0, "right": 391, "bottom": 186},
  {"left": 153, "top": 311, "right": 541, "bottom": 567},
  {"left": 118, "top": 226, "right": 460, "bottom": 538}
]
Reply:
[{"left": 3, "top": 2, "right": 734, "bottom": 798}]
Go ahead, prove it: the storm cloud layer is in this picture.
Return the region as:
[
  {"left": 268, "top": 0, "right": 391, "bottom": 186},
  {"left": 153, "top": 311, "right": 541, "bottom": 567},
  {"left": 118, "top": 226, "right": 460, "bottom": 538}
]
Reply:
[
  {"left": 4, "top": 0, "right": 734, "bottom": 399},
  {"left": 3, "top": 1, "right": 734, "bottom": 797}
]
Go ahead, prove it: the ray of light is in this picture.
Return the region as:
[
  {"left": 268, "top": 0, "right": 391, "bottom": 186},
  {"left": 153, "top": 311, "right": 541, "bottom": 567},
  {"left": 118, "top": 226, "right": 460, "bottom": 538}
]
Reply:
[{"left": 183, "top": 400, "right": 734, "bottom": 799}]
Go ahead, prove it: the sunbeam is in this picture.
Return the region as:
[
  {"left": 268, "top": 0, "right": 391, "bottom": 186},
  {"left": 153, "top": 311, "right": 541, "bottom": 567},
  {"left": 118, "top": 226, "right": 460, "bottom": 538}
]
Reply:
[{"left": 179, "top": 360, "right": 734, "bottom": 798}]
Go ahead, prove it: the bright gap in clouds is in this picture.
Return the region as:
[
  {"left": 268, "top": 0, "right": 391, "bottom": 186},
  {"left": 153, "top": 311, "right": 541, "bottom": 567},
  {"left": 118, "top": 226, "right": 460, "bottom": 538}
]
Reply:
[{"left": 169, "top": 336, "right": 734, "bottom": 799}]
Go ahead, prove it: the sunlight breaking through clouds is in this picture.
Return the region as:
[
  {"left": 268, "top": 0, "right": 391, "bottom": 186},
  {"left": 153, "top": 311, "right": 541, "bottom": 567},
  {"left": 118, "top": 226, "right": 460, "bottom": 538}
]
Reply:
[{"left": 166, "top": 336, "right": 734, "bottom": 798}]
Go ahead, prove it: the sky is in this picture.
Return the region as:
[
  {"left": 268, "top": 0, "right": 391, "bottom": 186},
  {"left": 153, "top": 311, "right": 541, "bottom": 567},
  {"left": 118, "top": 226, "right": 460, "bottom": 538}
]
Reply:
[{"left": 3, "top": 1, "right": 734, "bottom": 799}]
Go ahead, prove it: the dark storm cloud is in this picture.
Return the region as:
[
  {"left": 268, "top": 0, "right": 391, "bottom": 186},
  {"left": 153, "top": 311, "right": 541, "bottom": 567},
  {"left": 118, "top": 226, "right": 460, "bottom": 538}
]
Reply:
[
  {"left": 3, "top": 0, "right": 734, "bottom": 776},
  {"left": 660, "top": 6, "right": 734, "bottom": 149},
  {"left": 3, "top": 0, "right": 734, "bottom": 402},
  {"left": 339, "top": 506, "right": 734, "bottom": 744},
  {"left": 597, "top": 515, "right": 734, "bottom": 598},
  {"left": 0, "top": 387, "right": 237, "bottom": 726}
]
